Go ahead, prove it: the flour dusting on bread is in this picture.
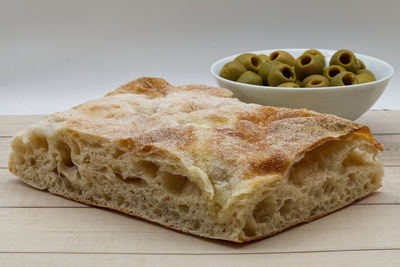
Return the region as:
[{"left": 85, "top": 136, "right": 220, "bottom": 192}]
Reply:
[{"left": 9, "top": 77, "right": 383, "bottom": 242}]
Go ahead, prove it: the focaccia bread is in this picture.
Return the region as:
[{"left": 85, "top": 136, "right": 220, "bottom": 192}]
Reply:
[{"left": 8, "top": 77, "right": 384, "bottom": 242}]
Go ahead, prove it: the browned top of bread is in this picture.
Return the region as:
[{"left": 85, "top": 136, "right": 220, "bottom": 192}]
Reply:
[
  {"left": 36, "top": 77, "right": 382, "bottom": 200},
  {"left": 74, "top": 78, "right": 381, "bottom": 171}
]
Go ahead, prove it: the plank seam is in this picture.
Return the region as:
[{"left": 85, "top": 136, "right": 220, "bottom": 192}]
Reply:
[
  {"left": 0, "top": 248, "right": 399, "bottom": 255},
  {"left": 0, "top": 206, "right": 90, "bottom": 208},
  {"left": 353, "top": 203, "right": 400, "bottom": 206},
  {"left": 373, "top": 133, "right": 400, "bottom": 136}
]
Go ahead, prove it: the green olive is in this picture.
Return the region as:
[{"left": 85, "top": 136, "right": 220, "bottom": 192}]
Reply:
[
  {"left": 356, "top": 69, "right": 375, "bottom": 79},
  {"left": 220, "top": 61, "right": 247, "bottom": 81},
  {"left": 234, "top": 53, "right": 263, "bottom": 71},
  {"left": 303, "top": 49, "right": 326, "bottom": 67},
  {"left": 295, "top": 80, "right": 302, "bottom": 87},
  {"left": 294, "top": 54, "right": 324, "bottom": 81},
  {"left": 277, "top": 82, "right": 300, "bottom": 88},
  {"left": 329, "top": 49, "right": 358, "bottom": 72},
  {"left": 258, "top": 54, "right": 270, "bottom": 65},
  {"left": 330, "top": 71, "right": 358, "bottom": 86},
  {"left": 267, "top": 63, "right": 296, "bottom": 86},
  {"left": 323, "top": 65, "right": 346, "bottom": 81},
  {"left": 269, "top": 50, "right": 296, "bottom": 66},
  {"left": 357, "top": 58, "right": 366, "bottom": 70},
  {"left": 237, "top": 71, "right": 263, "bottom": 85},
  {"left": 356, "top": 74, "right": 376, "bottom": 84},
  {"left": 257, "top": 61, "right": 279, "bottom": 85},
  {"left": 302, "top": 75, "right": 329, "bottom": 88}
]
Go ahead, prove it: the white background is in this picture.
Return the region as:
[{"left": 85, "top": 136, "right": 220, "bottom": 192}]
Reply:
[{"left": 1, "top": 0, "right": 399, "bottom": 114}]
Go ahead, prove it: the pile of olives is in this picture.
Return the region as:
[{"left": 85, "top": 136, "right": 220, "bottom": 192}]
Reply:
[{"left": 220, "top": 49, "right": 376, "bottom": 88}]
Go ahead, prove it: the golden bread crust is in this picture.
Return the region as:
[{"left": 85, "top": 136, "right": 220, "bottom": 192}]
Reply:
[{"left": 61, "top": 77, "right": 381, "bottom": 181}]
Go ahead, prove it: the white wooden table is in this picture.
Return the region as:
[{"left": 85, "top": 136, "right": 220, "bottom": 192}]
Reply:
[{"left": 0, "top": 111, "right": 399, "bottom": 266}]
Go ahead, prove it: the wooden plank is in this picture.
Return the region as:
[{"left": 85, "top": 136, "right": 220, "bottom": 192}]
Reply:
[
  {"left": 357, "top": 110, "right": 400, "bottom": 134},
  {"left": 1, "top": 167, "right": 398, "bottom": 207},
  {"left": 2, "top": 134, "right": 399, "bottom": 168},
  {"left": 358, "top": 167, "right": 400, "bottom": 204},
  {"left": 0, "top": 169, "right": 86, "bottom": 207},
  {"left": 0, "top": 205, "right": 399, "bottom": 254},
  {"left": 0, "top": 250, "right": 399, "bottom": 267},
  {"left": 0, "top": 115, "right": 44, "bottom": 137},
  {"left": 0, "top": 138, "right": 11, "bottom": 168},
  {"left": 376, "top": 134, "right": 400, "bottom": 166}
]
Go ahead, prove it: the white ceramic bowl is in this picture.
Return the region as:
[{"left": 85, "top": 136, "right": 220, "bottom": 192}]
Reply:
[{"left": 211, "top": 49, "right": 393, "bottom": 120}]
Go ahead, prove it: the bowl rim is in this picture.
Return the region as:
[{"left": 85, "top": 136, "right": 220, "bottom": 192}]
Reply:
[{"left": 210, "top": 48, "right": 394, "bottom": 91}]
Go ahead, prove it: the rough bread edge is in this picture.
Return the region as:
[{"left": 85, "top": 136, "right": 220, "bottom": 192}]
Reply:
[{"left": 19, "top": 177, "right": 378, "bottom": 243}]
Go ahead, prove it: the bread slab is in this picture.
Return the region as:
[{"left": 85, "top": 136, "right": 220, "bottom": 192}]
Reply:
[{"left": 8, "top": 77, "right": 384, "bottom": 242}]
